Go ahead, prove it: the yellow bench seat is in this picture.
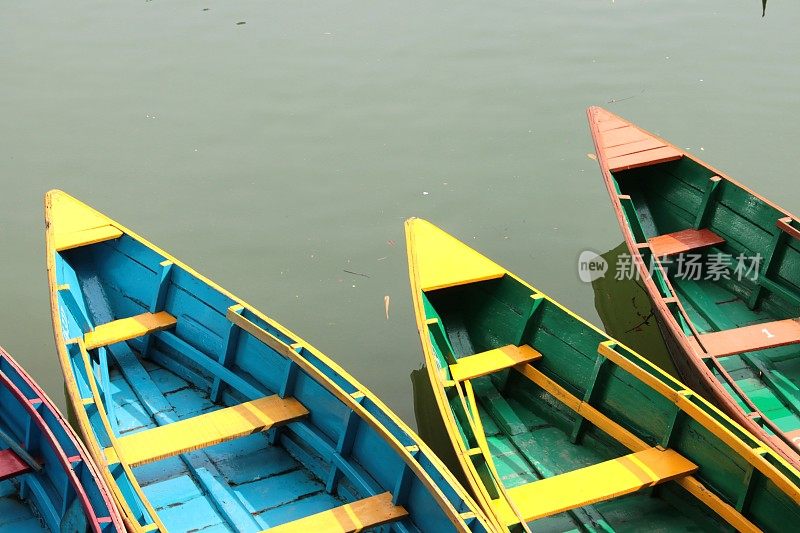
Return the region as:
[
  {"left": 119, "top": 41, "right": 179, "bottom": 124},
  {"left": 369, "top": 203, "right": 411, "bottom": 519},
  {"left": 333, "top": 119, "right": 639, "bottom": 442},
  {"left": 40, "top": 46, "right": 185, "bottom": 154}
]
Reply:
[
  {"left": 84, "top": 311, "right": 176, "bottom": 350},
  {"left": 449, "top": 344, "right": 542, "bottom": 382},
  {"left": 503, "top": 447, "right": 697, "bottom": 523},
  {"left": 112, "top": 395, "right": 308, "bottom": 466},
  {"left": 264, "top": 492, "right": 408, "bottom": 533}
]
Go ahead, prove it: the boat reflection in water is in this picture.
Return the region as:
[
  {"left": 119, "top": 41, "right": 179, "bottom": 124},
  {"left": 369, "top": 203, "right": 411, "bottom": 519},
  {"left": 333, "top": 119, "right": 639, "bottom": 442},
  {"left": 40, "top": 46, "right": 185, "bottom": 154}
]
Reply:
[
  {"left": 589, "top": 242, "right": 678, "bottom": 377},
  {"left": 413, "top": 241, "right": 685, "bottom": 465}
]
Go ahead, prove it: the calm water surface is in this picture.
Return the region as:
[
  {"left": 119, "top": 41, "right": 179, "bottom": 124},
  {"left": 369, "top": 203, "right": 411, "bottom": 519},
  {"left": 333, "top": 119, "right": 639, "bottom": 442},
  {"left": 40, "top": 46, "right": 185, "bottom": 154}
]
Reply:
[{"left": 2, "top": 1, "right": 799, "bottom": 426}]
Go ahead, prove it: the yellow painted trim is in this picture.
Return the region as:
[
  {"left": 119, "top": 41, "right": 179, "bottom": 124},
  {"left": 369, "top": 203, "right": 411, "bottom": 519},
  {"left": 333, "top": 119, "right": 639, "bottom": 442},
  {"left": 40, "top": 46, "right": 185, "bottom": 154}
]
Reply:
[
  {"left": 262, "top": 492, "right": 408, "bottom": 533},
  {"left": 72, "top": 339, "right": 167, "bottom": 532},
  {"left": 84, "top": 311, "right": 176, "bottom": 351},
  {"left": 675, "top": 476, "right": 760, "bottom": 533},
  {"left": 45, "top": 192, "right": 491, "bottom": 533},
  {"left": 506, "top": 447, "right": 697, "bottom": 522},
  {"left": 597, "top": 340, "right": 800, "bottom": 501},
  {"left": 405, "top": 217, "right": 800, "bottom": 531},
  {"left": 405, "top": 219, "right": 506, "bottom": 532},
  {"left": 516, "top": 365, "right": 649, "bottom": 453},
  {"left": 114, "top": 395, "right": 308, "bottom": 466},
  {"left": 227, "top": 310, "right": 486, "bottom": 531},
  {"left": 460, "top": 381, "right": 531, "bottom": 532},
  {"left": 514, "top": 364, "right": 761, "bottom": 532}
]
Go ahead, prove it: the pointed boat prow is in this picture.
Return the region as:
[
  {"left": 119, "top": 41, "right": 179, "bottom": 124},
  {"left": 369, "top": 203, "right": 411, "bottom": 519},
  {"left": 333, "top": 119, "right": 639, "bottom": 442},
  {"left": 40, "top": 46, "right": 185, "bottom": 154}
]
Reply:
[
  {"left": 46, "top": 196, "right": 494, "bottom": 533},
  {"left": 406, "top": 218, "right": 800, "bottom": 532},
  {"left": 587, "top": 106, "right": 683, "bottom": 173},
  {"left": 405, "top": 217, "right": 506, "bottom": 292},
  {"left": 46, "top": 189, "right": 123, "bottom": 252}
]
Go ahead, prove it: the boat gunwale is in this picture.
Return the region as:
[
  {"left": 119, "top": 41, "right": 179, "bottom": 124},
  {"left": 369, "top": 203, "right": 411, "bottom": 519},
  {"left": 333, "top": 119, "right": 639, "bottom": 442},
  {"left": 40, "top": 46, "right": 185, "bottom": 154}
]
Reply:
[
  {"left": 587, "top": 105, "right": 800, "bottom": 468},
  {"left": 0, "top": 345, "right": 124, "bottom": 532},
  {"left": 405, "top": 217, "right": 800, "bottom": 531},
  {"left": 45, "top": 190, "right": 489, "bottom": 533}
]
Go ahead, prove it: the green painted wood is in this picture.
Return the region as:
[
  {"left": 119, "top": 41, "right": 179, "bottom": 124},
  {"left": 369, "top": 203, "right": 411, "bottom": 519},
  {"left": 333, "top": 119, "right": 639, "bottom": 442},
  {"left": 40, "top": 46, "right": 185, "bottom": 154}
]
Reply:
[
  {"left": 570, "top": 356, "right": 609, "bottom": 444},
  {"left": 612, "top": 148, "right": 800, "bottom": 472},
  {"left": 694, "top": 177, "right": 722, "bottom": 229},
  {"left": 424, "top": 272, "right": 800, "bottom": 530}
]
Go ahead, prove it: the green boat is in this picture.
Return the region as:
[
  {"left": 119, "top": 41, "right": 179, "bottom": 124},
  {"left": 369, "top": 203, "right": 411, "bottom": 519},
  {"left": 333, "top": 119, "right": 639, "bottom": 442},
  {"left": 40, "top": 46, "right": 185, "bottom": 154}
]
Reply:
[
  {"left": 406, "top": 217, "right": 800, "bottom": 532},
  {"left": 588, "top": 106, "right": 800, "bottom": 470}
]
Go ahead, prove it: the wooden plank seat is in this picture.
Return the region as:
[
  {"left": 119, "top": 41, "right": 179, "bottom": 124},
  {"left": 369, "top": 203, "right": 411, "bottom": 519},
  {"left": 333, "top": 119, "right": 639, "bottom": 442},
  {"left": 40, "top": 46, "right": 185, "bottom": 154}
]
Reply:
[
  {"left": 513, "top": 362, "right": 760, "bottom": 531},
  {"left": 84, "top": 311, "right": 177, "bottom": 350},
  {"left": 648, "top": 228, "right": 725, "bottom": 258},
  {"left": 112, "top": 395, "right": 308, "bottom": 466},
  {"left": 777, "top": 216, "right": 800, "bottom": 241},
  {"left": 264, "top": 492, "right": 409, "bottom": 533},
  {"left": 504, "top": 447, "right": 697, "bottom": 522},
  {"left": 449, "top": 345, "right": 542, "bottom": 382},
  {"left": 54, "top": 225, "right": 123, "bottom": 252},
  {"left": 0, "top": 448, "right": 32, "bottom": 481},
  {"left": 690, "top": 318, "right": 800, "bottom": 358}
]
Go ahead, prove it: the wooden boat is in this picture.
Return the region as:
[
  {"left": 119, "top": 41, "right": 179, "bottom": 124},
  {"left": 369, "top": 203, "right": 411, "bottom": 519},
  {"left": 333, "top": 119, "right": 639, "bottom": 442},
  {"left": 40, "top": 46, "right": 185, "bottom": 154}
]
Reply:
[
  {"left": 405, "top": 217, "right": 800, "bottom": 532},
  {"left": 588, "top": 106, "right": 800, "bottom": 469},
  {"left": 0, "top": 346, "right": 123, "bottom": 532},
  {"left": 45, "top": 190, "right": 493, "bottom": 533}
]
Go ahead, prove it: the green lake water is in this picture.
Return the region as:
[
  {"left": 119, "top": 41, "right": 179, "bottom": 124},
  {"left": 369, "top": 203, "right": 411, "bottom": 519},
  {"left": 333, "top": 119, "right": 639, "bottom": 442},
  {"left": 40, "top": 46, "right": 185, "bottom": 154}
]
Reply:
[{"left": 1, "top": 1, "right": 799, "bottom": 427}]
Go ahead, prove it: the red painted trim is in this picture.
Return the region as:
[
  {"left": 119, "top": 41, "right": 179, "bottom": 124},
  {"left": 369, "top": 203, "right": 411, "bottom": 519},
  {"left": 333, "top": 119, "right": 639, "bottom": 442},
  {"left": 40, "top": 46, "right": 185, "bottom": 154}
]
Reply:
[
  {"left": 587, "top": 106, "right": 800, "bottom": 469},
  {"left": 0, "top": 347, "right": 124, "bottom": 531}
]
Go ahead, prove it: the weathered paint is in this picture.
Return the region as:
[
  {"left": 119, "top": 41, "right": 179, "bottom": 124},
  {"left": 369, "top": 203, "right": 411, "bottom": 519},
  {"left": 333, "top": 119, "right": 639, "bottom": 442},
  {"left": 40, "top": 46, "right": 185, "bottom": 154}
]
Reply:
[
  {"left": 0, "top": 346, "right": 123, "bottom": 532},
  {"left": 406, "top": 218, "right": 800, "bottom": 532},
  {"left": 588, "top": 106, "right": 800, "bottom": 470},
  {"left": 45, "top": 191, "right": 494, "bottom": 533}
]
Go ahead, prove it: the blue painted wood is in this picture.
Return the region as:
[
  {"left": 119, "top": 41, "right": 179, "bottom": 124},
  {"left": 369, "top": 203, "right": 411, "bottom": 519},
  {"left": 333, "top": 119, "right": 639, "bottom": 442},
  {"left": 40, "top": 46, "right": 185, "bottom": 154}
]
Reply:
[
  {"left": 0, "top": 348, "right": 122, "bottom": 532},
  {"left": 61, "top": 496, "right": 89, "bottom": 533},
  {"left": 210, "top": 305, "right": 243, "bottom": 403},
  {"left": 54, "top": 225, "right": 491, "bottom": 533},
  {"left": 392, "top": 461, "right": 415, "bottom": 506},
  {"left": 113, "top": 341, "right": 265, "bottom": 533},
  {"left": 96, "top": 347, "right": 117, "bottom": 436},
  {"left": 140, "top": 261, "right": 175, "bottom": 361},
  {"left": 107, "top": 344, "right": 174, "bottom": 425},
  {"left": 149, "top": 261, "right": 174, "bottom": 313},
  {"left": 155, "top": 331, "right": 264, "bottom": 400},
  {"left": 57, "top": 287, "right": 93, "bottom": 335},
  {"left": 0, "top": 427, "right": 39, "bottom": 473},
  {"left": 0, "top": 492, "right": 49, "bottom": 532},
  {"left": 258, "top": 491, "right": 341, "bottom": 529},
  {"left": 279, "top": 359, "right": 299, "bottom": 399}
]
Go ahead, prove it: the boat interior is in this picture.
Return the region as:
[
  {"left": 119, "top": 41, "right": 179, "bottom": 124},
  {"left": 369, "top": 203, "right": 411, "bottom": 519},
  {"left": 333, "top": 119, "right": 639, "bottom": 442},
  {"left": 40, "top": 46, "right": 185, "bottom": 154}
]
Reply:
[
  {"left": 420, "top": 272, "right": 797, "bottom": 532},
  {"left": 1, "top": 354, "right": 112, "bottom": 533},
  {"left": 52, "top": 230, "right": 479, "bottom": 533},
  {"left": 610, "top": 153, "right": 800, "bottom": 450}
]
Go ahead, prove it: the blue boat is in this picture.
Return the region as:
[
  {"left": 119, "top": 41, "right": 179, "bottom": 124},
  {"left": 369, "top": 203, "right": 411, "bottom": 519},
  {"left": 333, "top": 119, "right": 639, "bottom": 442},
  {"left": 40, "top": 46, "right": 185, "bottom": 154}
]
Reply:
[
  {"left": 0, "top": 346, "right": 124, "bottom": 532},
  {"left": 45, "top": 190, "right": 494, "bottom": 533}
]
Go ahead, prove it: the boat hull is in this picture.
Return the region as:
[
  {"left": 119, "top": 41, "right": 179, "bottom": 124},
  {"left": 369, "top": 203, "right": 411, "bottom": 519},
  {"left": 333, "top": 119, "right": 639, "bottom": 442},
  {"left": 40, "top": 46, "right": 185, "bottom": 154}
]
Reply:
[
  {"left": 0, "top": 347, "right": 123, "bottom": 533},
  {"left": 407, "top": 217, "right": 800, "bottom": 532},
  {"left": 45, "top": 190, "right": 491, "bottom": 533},
  {"left": 587, "top": 105, "right": 800, "bottom": 469}
]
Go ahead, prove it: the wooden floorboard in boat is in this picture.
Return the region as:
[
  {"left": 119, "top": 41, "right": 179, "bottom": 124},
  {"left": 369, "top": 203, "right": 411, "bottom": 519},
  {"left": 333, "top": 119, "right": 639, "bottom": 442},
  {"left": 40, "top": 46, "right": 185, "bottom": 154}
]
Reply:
[{"left": 109, "top": 350, "right": 341, "bottom": 533}]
